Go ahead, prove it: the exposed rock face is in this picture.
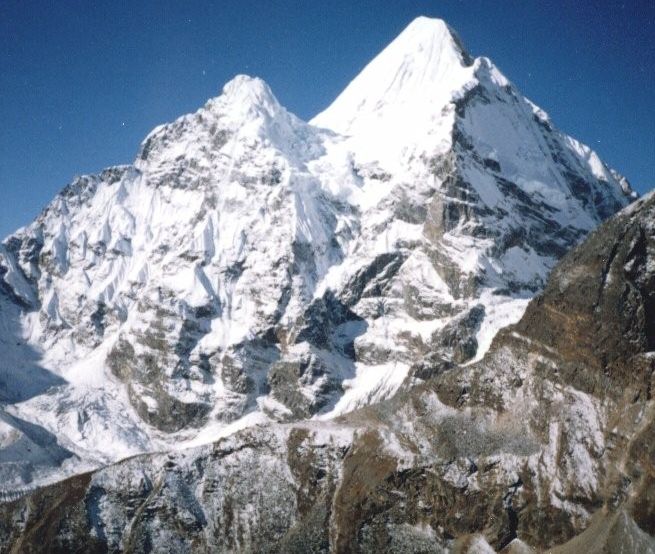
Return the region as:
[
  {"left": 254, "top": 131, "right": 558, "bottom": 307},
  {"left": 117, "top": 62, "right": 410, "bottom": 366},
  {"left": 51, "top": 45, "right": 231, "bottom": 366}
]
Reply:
[
  {"left": 1, "top": 193, "right": 653, "bottom": 552},
  {"left": 0, "top": 16, "right": 635, "bottom": 498},
  {"left": 515, "top": 198, "right": 655, "bottom": 396}
]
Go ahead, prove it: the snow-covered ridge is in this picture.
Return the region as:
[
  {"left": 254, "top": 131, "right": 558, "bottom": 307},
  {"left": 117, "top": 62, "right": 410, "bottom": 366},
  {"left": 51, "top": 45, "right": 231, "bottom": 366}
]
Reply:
[{"left": 0, "top": 16, "right": 635, "bottom": 490}]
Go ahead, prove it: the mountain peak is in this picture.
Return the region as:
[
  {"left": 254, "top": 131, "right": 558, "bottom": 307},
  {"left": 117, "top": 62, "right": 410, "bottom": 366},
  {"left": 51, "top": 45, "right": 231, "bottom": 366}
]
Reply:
[
  {"left": 214, "top": 74, "right": 281, "bottom": 117},
  {"left": 397, "top": 16, "right": 470, "bottom": 60},
  {"left": 311, "top": 17, "right": 474, "bottom": 134}
]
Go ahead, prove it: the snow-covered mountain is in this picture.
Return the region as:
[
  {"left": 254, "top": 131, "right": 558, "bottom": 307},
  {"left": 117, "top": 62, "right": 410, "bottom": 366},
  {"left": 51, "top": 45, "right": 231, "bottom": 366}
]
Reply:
[
  {"left": 2, "top": 185, "right": 653, "bottom": 554},
  {"left": 0, "top": 17, "right": 634, "bottom": 491}
]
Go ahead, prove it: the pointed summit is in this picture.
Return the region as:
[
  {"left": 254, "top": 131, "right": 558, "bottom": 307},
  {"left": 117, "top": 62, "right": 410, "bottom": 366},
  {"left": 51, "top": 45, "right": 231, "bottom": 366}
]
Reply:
[
  {"left": 213, "top": 74, "right": 282, "bottom": 118},
  {"left": 221, "top": 75, "right": 279, "bottom": 108},
  {"left": 311, "top": 17, "right": 474, "bottom": 135},
  {"left": 396, "top": 16, "right": 472, "bottom": 63}
]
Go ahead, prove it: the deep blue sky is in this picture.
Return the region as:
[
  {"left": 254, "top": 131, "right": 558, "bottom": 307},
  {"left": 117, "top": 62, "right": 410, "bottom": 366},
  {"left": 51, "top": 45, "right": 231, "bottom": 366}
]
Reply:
[{"left": 1, "top": 1, "right": 653, "bottom": 238}]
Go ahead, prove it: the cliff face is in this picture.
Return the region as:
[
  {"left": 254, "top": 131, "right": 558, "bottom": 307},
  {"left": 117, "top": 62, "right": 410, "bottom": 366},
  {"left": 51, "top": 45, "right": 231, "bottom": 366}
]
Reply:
[{"left": 1, "top": 194, "right": 652, "bottom": 553}]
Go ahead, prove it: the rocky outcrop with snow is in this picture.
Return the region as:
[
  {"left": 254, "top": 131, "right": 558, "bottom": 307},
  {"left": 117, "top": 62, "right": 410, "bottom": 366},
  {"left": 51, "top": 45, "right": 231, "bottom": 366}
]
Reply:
[
  {"left": 0, "top": 17, "right": 634, "bottom": 493},
  {"left": 1, "top": 191, "right": 653, "bottom": 553}
]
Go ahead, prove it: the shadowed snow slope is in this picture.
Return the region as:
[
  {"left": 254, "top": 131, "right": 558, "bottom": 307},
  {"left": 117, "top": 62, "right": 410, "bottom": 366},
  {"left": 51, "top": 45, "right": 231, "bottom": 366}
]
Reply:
[{"left": 0, "top": 17, "right": 635, "bottom": 491}]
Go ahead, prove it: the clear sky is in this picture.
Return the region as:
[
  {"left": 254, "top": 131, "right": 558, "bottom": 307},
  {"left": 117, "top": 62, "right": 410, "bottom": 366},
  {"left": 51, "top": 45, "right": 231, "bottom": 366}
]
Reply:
[{"left": 1, "top": 0, "right": 653, "bottom": 238}]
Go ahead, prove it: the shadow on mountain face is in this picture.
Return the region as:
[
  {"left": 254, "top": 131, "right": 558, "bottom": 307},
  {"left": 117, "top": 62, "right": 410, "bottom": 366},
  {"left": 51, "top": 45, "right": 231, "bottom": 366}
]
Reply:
[
  {"left": 0, "top": 409, "right": 75, "bottom": 488},
  {"left": 0, "top": 292, "right": 66, "bottom": 404},
  {"left": 0, "top": 292, "right": 74, "bottom": 490}
]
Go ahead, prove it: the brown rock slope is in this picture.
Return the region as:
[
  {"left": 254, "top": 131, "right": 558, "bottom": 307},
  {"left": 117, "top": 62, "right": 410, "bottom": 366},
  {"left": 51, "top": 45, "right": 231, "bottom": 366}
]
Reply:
[{"left": 0, "top": 193, "right": 653, "bottom": 552}]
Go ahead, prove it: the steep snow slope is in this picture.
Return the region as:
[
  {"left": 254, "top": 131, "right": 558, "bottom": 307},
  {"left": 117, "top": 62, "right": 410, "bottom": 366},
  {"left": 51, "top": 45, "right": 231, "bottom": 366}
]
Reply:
[
  {"left": 309, "top": 16, "right": 634, "bottom": 409},
  {"left": 0, "top": 17, "right": 634, "bottom": 490}
]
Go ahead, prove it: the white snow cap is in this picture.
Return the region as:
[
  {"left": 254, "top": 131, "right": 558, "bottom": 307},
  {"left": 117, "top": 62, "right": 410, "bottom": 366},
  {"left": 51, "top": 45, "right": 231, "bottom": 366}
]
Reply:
[
  {"left": 215, "top": 74, "right": 282, "bottom": 117},
  {"left": 311, "top": 16, "right": 473, "bottom": 134}
]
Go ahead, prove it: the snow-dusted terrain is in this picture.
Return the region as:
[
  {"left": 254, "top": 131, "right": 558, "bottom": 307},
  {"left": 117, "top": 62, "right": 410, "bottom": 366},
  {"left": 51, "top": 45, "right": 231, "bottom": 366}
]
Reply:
[
  {"left": 0, "top": 17, "right": 634, "bottom": 492},
  {"left": 2, "top": 190, "right": 653, "bottom": 552}
]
